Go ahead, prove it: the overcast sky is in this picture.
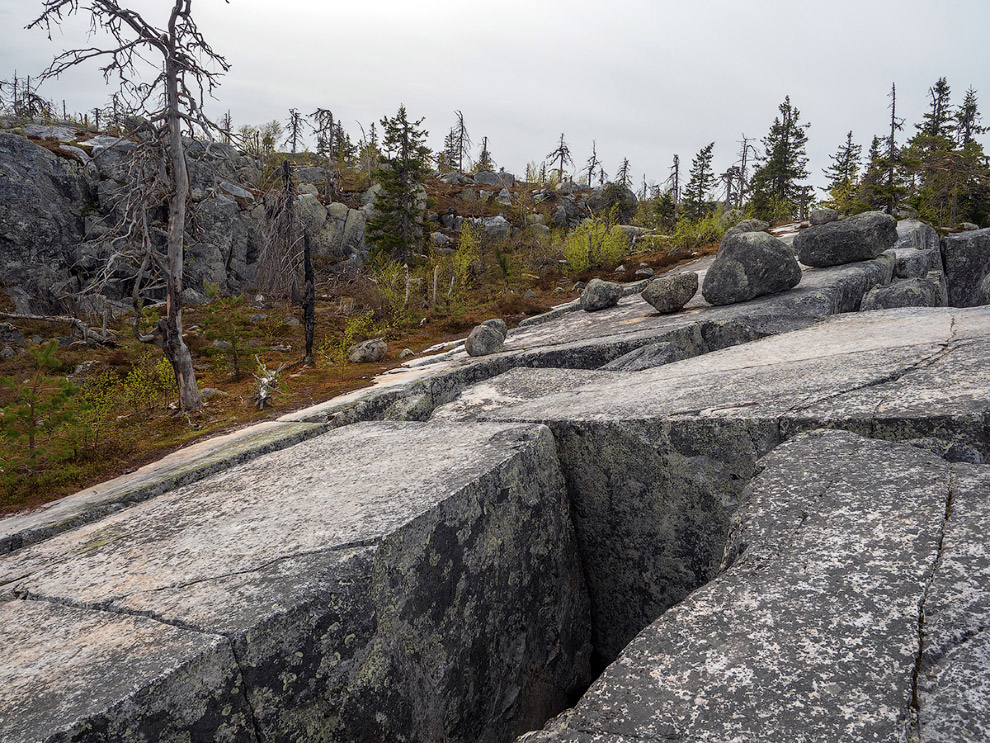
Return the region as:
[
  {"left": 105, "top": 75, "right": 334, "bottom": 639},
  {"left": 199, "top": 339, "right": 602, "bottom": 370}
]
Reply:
[{"left": 2, "top": 0, "right": 988, "bottom": 193}]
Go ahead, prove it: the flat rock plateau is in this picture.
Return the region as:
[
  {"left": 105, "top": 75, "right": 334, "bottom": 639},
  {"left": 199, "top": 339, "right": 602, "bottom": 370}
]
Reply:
[{"left": 2, "top": 219, "right": 989, "bottom": 743}]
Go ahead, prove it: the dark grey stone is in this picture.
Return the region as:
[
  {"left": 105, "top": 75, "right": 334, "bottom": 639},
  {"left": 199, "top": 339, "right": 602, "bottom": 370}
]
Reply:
[
  {"left": 702, "top": 231, "right": 801, "bottom": 306},
  {"left": 796, "top": 210, "right": 898, "bottom": 267},
  {"left": 860, "top": 272, "right": 946, "bottom": 311},
  {"left": 719, "top": 218, "right": 769, "bottom": 248},
  {"left": 810, "top": 206, "right": 839, "bottom": 225},
  {"left": 640, "top": 272, "right": 698, "bottom": 314},
  {"left": 978, "top": 273, "right": 990, "bottom": 306},
  {"left": 896, "top": 247, "right": 933, "bottom": 278},
  {"left": 580, "top": 279, "right": 622, "bottom": 312},
  {"left": 0, "top": 322, "right": 25, "bottom": 347},
  {"left": 465, "top": 323, "right": 506, "bottom": 357},
  {"left": 941, "top": 228, "right": 990, "bottom": 306},
  {"left": 348, "top": 338, "right": 387, "bottom": 363}
]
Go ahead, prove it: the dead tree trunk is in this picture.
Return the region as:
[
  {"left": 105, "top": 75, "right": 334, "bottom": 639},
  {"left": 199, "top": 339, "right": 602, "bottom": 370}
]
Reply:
[{"left": 302, "top": 230, "right": 315, "bottom": 364}]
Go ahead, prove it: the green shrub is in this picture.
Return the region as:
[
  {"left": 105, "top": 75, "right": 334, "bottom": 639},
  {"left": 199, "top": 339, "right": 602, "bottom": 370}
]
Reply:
[
  {"left": 316, "top": 310, "right": 376, "bottom": 379},
  {"left": 561, "top": 207, "right": 627, "bottom": 272}
]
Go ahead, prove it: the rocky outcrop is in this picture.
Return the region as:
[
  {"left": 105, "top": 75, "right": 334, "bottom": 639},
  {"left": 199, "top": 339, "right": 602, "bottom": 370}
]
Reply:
[
  {"left": 0, "top": 423, "right": 592, "bottom": 743},
  {"left": 702, "top": 231, "right": 801, "bottom": 305},
  {"left": 522, "top": 430, "right": 987, "bottom": 743},
  {"left": 795, "top": 210, "right": 898, "bottom": 267},
  {"left": 941, "top": 227, "right": 990, "bottom": 306}
]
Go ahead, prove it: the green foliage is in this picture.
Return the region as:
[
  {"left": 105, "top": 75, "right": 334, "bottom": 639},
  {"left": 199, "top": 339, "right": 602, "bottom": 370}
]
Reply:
[
  {"left": 122, "top": 350, "right": 177, "bottom": 415},
  {"left": 316, "top": 310, "right": 376, "bottom": 379},
  {"left": 0, "top": 342, "right": 82, "bottom": 455},
  {"left": 79, "top": 369, "right": 121, "bottom": 448},
  {"left": 453, "top": 222, "right": 482, "bottom": 292},
  {"left": 749, "top": 96, "right": 812, "bottom": 221},
  {"left": 561, "top": 207, "right": 627, "bottom": 273},
  {"left": 822, "top": 131, "right": 862, "bottom": 213},
  {"left": 366, "top": 104, "right": 431, "bottom": 261},
  {"left": 369, "top": 257, "right": 408, "bottom": 329},
  {"left": 200, "top": 285, "right": 249, "bottom": 378},
  {"left": 681, "top": 143, "right": 716, "bottom": 221}
]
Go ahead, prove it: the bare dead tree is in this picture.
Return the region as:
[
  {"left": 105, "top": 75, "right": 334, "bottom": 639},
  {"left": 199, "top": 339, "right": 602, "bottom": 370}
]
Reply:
[
  {"left": 302, "top": 230, "right": 315, "bottom": 364},
  {"left": 546, "top": 133, "right": 573, "bottom": 183},
  {"left": 29, "top": 0, "right": 231, "bottom": 411},
  {"left": 284, "top": 107, "right": 303, "bottom": 154},
  {"left": 585, "top": 140, "right": 599, "bottom": 186},
  {"left": 310, "top": 108, "right": 340, "bottom": 200},
  {"left": 452, "top": 110, "right": 472, "bottom": 173},
  {"left": 256, "top": 159, "right": 301, "bottom": 300}
]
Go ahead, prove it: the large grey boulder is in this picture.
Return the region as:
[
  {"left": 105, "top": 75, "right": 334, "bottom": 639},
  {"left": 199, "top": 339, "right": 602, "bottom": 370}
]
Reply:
[
  {"left": 719, "top": 218, "right": 770, "bottom": 249},
  {"left": 795, "top": 210, "right": 898, "bottom": 267},
  {"left": 465, "top": 322, "right": 506, "bottom": 357},
  {"left": 941, "top": 227, "right": 990, "bottom": 306},
  {"left": 860, "top": 272, "right": 947, "bottom": 311},
  {"left": 587, "top": 184, "right": 638, "bottom": 223},
  {"left": 348, "top": 338, "right": 387, "bottom": 363},
  {"left": 640, "top": 272, "right": 698, "bottom": 314},
  {"left": 810, "top": 206, "right": 839, "bottom": 225},
  {"left": 895, "top": 247, "right": 933, "bottom": 278},
  {"left": 702, "top": 231, "right": 801, "bottom": 305},
  {"left": 580, "top": 279, "right": 622, "bottom": 312}
]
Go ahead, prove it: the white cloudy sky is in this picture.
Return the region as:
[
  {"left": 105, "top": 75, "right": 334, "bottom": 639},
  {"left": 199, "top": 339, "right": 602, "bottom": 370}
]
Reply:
[{"left": 2, "top": 0, "right": 988, "bottom": 192}]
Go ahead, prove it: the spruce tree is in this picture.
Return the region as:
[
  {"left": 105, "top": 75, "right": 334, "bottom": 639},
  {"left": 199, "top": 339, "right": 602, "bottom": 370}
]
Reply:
[
  {"left": 475, "top": 136, "right": 494, "bottom": 172},
  {"left": 822, "top": 131, "right": 862, "bottom": 212},
  {"left": 366, "top": 105, "right": 431, "bottom": 261},
  {"left": 747, "top": 96, "right": 811, "bottom": 221},
  {"left": 681, "top": 142, "right": 715, "bottom": 221},
  {"left": 616, "top": 158, "right": 632, "bottom": 188},
  {"left": 956, "top": 87, "right": 988, "bottom": 146}
]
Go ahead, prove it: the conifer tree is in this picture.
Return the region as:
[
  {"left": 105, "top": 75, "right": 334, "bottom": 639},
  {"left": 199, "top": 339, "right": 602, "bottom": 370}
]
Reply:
[
  {"left": 451, "top": 110, "right": 472, "bottom": 173},
  {"left": 956, "top": 87, "right": 988, "bottom": 146},
  {"left": 681, "top": 142, "right": 716, "bottom": 221},
  {"left": 366, "top": 105, "right": 431, "bottom": 261},
  {"left": 822, "top": 131, "right": 862, "bottom": 212},
  {"left": 748, "top": 96, "right": 811, "bottom": 221},
  {"left": 585, "top": 141, "right": 599, "bottom": 186},
  {"left": 475, "top": 136, "right": 494, "bottom": 172}
]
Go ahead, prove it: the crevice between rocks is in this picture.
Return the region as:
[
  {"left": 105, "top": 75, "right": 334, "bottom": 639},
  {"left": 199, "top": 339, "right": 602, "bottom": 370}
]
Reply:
[{"left": 909, "top": 471, "right": 954, "bottom": 738}]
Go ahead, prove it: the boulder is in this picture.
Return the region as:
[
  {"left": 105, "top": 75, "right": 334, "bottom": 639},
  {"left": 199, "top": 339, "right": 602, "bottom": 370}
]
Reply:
[
  {"left": 640, "top": 272, "right": 698, "bottom": 314},
  {"left": 979, "top": 274, "right": 990, "bottom": 306},
  {"left": 895, "top": 247, "right": 932, "bottom": 278},
  {"left": 810, "top": 207, "right": 839, "bottom": 225},
  {"left": 860, "top": 272, "right": 947, "bottom": 311},
  {"left": 347, "top": 339, "right": 387, "bottom": 363},
  {"left": 473, "top": 171, "right": 503, "bottom": 187},
  {"left": 587, "top": 184, "right": 638, "bottom": 223},
  {"left": 465, "top": 321, "right": 507, "bottom": 357},
  {"left": 960, "top": 222, "right": 980, "bottom": 231},
  {"left": 795, "top": 210, "right": 898, "bottom": 267},
  {"left": 497, "top": 188, "right": 512, "bottom": 205},
  {"left": 716, "top": 208, "right": 745, "bottom": 231},
  {"left": 941, "top": 228, "right": 990, "bottom": 306},
  {"left": 0, "top": 323, "right": 25, "bottom": 348},
  {"left": 580, "top": 279, "right": 622, "bottom": 312},
  {"left": 702, "top": 232, "right": 801, "bottom": 306},
  {"left": 719, "top": 218, "right": 769, "bottom": 248},
  {"left": 472, "top": 216, "right": 511, "bottom": 240},
  {"left": 481, "top": 318, "right": 508, "bottom": 338}
]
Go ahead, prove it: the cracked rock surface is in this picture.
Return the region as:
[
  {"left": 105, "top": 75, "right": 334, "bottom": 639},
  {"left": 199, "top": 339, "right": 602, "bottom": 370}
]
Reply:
[
  {"left": 521, "top": 431, "right": 989, "bottom": 743},
  {"left": 0, "top": 422, "right": 591, "bottom": 743}
]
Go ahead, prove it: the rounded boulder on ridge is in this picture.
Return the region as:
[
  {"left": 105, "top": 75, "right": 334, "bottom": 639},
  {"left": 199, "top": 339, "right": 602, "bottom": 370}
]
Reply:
[
  {"left": 702, "top": 232, "right": 801, "bottom": 306},
  {"left": 641, "top": 272, "right": 698, "bottom": 314},
  {"left": 795, "top": 211, "right": 897, "bottom": 267},
  {"left": 580, "top": 279, "right": 622, "bottom": 312}
]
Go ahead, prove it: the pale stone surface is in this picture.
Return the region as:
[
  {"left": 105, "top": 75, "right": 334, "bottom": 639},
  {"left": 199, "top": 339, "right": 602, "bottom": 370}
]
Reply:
[{"left": 0, "top": 422, "right": 591, "bottom": 743}]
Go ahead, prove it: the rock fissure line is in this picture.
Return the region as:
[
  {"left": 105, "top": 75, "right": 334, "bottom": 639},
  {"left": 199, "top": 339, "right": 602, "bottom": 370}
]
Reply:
[
  {"left": 788, "top": 340, "right": 957, "bottom": 418},
  {"left": 910, "top": 471, "right": 954, "bottom": 738},
  {"left": 110, "top": 535, "right": 381, "bottom": 603},
  {"left": 227, "top": 639, "right": 267, "bottom": 743},
  {"left": 12, "top": 589, "right": 220, "bottom": 638}
]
